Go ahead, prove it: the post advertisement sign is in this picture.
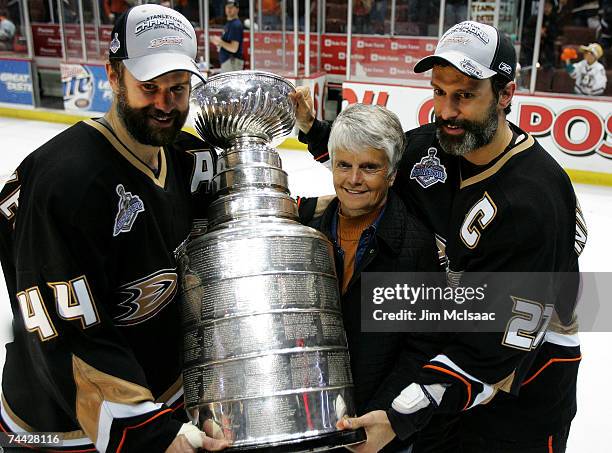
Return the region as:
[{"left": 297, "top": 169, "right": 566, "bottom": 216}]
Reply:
[{"left": 342, "top": 81, "right": 612, "bottom": 176}]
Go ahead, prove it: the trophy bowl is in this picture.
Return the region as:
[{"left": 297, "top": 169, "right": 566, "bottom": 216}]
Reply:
[{"left": 191, "top": 71, "right": 296, "bottom": 149}]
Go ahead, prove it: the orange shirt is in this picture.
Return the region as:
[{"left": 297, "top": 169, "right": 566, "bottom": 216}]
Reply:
[
  {"left": 262, "top": 0, "right": 281, "bottom": 15},
  {"left": 337, "top": 207, "right": 381, "bottom": 294}
]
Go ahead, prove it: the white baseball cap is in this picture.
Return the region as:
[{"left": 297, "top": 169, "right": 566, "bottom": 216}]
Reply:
[
  {"left": 414, "top": 21, "right": 516, "bottom": 82},
  {"left": 580, "top": 43, "right": 604, "bottom": 59},
  {"left": 108, "top": 4, "right": 205, "bottom": 83}
]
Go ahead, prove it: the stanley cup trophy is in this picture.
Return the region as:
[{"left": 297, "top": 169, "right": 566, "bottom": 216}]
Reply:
[{"left": 177, "top": 71, "right": 365, "bottom": 451}]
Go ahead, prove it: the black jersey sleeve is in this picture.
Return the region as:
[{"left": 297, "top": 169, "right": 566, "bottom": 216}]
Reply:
[
  {"left": 298, "top": 119, "right": 333, "bottom": 164},
  {"left": 296, "top": 196, "right": 319, "bottom": 224},
  {"left": 1, "top": 168, "right": 183, "bottom": 452},
  {"left": 386, "top": 182, "right": 582, "bottom": 440}
]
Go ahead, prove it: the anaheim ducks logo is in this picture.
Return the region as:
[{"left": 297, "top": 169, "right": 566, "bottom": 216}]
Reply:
[{"left": 115, "top": 269, "right": 177, "bottom": 326}]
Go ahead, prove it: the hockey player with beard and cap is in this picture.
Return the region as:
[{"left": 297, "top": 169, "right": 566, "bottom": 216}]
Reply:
[
  {"left": 292, "top": 21, "right": 585, "bottom": 453},
  {"left": 0, "top": 4, "right": 230, "bottom": 453}
]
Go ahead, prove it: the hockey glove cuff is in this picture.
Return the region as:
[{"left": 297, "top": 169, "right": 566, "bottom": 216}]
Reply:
[{"left": 387, "top": 383, "right": 446, "bottom": 440}]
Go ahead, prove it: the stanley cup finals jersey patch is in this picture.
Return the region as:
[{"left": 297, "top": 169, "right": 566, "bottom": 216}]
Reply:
[
  {"left": 410, "top": 147, "right": 448, "bottom": 188},
  {"left": 113, "top": 184, "right": 145, "bottom": 237}
]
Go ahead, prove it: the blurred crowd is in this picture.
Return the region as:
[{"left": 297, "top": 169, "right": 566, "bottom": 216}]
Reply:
[
  {"left": 519, "top": 0, "right": 611, "bottom": 95},
  {"left": 0, "top": 0, "right": 609, "bottom": 96}
]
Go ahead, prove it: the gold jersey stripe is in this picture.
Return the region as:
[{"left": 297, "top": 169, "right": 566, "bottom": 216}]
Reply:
[
  {"left": 460, "top": 134, "right": 535, "bottom": 189},
  {"left": 72, "top": 355, "right": 154, "bottom": 443},
  {"left": 82, "top": 120, "right": 167, "bottom": 189},
  {"left": 156, "top": 376, "right": 183, "bottom": 405}
]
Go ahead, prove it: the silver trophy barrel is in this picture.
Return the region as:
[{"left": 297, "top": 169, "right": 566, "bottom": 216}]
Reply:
[
  {"left": 190, "top": 388, "right": 359, "bottom": 451},
  {"left": 183, "top": 349, "right": 353, "bottom": 404},
  {"left": 213, "top": 165, "right": 290, "bottom": 195},
  {"left": 181, "top": 71, "right": 364, "bottom": 451},
  {"left": 217, "top": 146, "right": 283, "bottom": 172},
  {"left": 207, "top": 190, "right": 298, "bottom": 228}
]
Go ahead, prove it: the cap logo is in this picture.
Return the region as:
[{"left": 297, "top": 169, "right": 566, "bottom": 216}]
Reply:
[
  {"left": 447, "top": 22, "right": 490, "bottom": 45},
  {"left": 439, "top": 36, "right": 471, "bottom": 47},
  {"left": 149, "top": 35, "right": 184, "bottom": 48},
  {"left": 459, "top": 59, "right": 483, "bottom": 78},
  {"left": 498, "top": 62, "right": 512, "bottom": 74},
  {"left": 135, "top": 14, "right": 191, "bottom": 39},
  {"left": 110, "top": 33, "right": 121, "bottom": 54}
]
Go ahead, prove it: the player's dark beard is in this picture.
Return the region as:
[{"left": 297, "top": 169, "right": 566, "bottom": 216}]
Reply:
[
  {"left": 435, "top": 100, "right": 499, "bottom": 157},
  {"left": 116, "top": 85, "right": 188, "bottom": 147}
]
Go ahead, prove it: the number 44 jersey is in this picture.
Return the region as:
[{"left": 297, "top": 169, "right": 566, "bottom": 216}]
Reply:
[{"left": 0, "top": 119, "right": 215, "bottom": 452}]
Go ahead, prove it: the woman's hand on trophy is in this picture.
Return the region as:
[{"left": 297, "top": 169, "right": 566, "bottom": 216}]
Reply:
[
  {"left": 165, "top": 423, "right": 231, "bottom": 452},
  {"left": 336, "top": 411, "right": 396, "bottom": 453},
  {"left": 289, "top": 86, "right": 316, "bottom": 134}
]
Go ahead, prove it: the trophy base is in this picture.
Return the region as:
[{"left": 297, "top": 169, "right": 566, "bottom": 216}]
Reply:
[{"left": 224, "top": 429, "right": 367, "bottom": 452}]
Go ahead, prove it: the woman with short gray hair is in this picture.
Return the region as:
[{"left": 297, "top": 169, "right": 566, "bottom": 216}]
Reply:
[
  {"left": 329, "top": 103, "right": 405, "bottom": 176},
  {"left": 299, "top": 103, "right": 439, "bottom": 452}
]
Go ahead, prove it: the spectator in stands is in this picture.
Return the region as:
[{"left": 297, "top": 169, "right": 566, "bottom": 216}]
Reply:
[
  {"left": 211, "top": 0, "right": 244, "bottom": 72},
  {"left": 571, "top": 0, "right": 600, "bottom": 27},
  {"left": 0, "top": 8, "right": 15, "bottom": 51},
  {"left": 555, "top": 0, "right": 575, "bottom": 28},
  {"left": 407, "top": 0, "right": 439, "bottom": 36},
  {"left": 174, "top": 0, "right": 199, "bottom": 24},
  {"left": 28, "top": 0, "right": 49, "bottom": 22},
  {"left": 444, "top": 0, "right": 468, "bottom": 31},
  {"left": 353, "top": 0, "right": 373, "bottom": 34},
  {"left": 540, "top": 0, "right": 560, "bottom": 67},
  {"left": 61, "top": 0, "right": 79, "bottom": 23},
  {"left": 564, "top": 42, "right": 608, "bottom": 94},
  {"left": 5, "top": 0, "right": 20, "bottom": 26},
  {"left": 262, "top": 0, "right": 281, "bottom": 30},
  {"left": 370, "top": 0, "right": 387, "bottom": 34},
  {"left": 521, "top": 0, "right": 559, "bottom": 71},
  {"left": 286, "top": 0, "right": 305, "bottom": 31},
  {"left": 103, "top": 0, "right": 130, "bottom": 25}
]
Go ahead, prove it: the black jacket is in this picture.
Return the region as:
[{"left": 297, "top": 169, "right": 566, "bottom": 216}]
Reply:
[{"left": 302, "top": 191, "right": 439, "bottom": 451}]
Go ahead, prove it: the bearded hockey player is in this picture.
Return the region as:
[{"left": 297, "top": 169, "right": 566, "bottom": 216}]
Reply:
[
  {"left": 293, "top": 21, "right": 584, "bottom": 453},
  {"left": 0, "top": 5, "right": 227, "bottom": 453}
]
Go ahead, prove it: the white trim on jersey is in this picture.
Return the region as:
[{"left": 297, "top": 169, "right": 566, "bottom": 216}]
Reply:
[
  {"left": 96, "top": 400, "right": 164, "bottom": 453},
  {"left": 544, "top": 331, "right": 580, "bottom": 348},
  {"left": 165, "top": 387, "right": 184, "bottom": 407},
  {"left": 430, "top": 354, "right": 494, "bottom": 410}
]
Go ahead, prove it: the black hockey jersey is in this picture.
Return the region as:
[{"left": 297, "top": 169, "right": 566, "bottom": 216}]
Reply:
[
  {"left": 299, "top": 120, "right": 584, "bottom": 442},
  {"left": 0, "top": 120, "right": 215, "bottom": 452}
]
